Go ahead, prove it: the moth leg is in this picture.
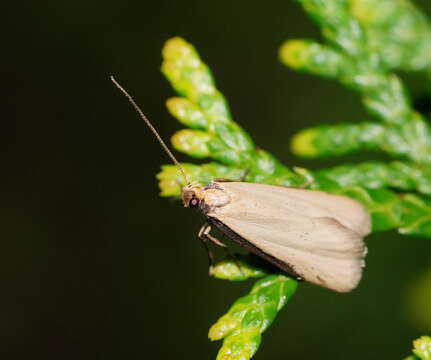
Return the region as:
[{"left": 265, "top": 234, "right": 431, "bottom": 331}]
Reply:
[
  {"left": 199, "top": 223, "right": 231, "bottom": 275},
  {"left": 200, "top": 237, "right": 215, "bottom": 267},
  {"left": 219, "top": 237, "right": 245, "bottom": 276},
  {"left": 198, "top": 224, "right": 215, "bottom": 271},
  {"left": 208, "top": 231, "right": 244, "bottom": 276},
  {"left": 199, "top": 225, "right": 245, "bottom": 276},
  {"left": 201, "top": 224, "right": 227, "bottom": 248}
]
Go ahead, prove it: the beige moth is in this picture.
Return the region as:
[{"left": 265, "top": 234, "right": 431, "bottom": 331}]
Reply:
[{"left": 111, "top": 76, "right": 371, "bottom": 293}]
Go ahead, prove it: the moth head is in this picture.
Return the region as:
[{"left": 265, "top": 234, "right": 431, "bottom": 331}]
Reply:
[{"left": 182, "top": 183, "right": 205, "bottom": 208}]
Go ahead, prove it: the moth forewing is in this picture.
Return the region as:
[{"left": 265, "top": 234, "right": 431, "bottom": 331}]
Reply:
[
  {"left": 202, "top": 181, "right": 370, "bottom": 292},
  {"left": 212, "top": 182, "right": 371, "bottom": 236}
]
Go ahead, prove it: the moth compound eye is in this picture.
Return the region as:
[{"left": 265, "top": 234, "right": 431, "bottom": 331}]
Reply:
[{"left": 189, "top": 197, "right": 200, "bottom": 208}]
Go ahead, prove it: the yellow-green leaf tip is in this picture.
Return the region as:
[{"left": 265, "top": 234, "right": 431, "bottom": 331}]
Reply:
[
  {"left": 210, "top": 257, "right": 267, "bottom": 281},
  {"left": 208, "top": 315, "right": 240, "bottom": 341},
  {"left": 162, "top": 37, "right": 194, "bottom": 62},
  {"left": 215, "top": 329, "right": 260, "bottom": 360},
  {"left": 290, "top": 128, "right": 320, "bottom": 157},
  {"left": 171, "top": 129, "right": 212, "bottom": 158},
  {"left": 210, "top": 260, "right": 243, "bottom": 280},
  {"left": 279, "top": 40, "right": 311, "bottom": 69},
  {"left": 413, "top": 336, "right": 431, "bottom": 360},
  {"left": 156, "top": 165, "right": 184, "bottom": 197},
  {"left": 166, "top": 97, "right": 208, "bottom": 129},
  {"left": 166, "top": 97, "right": 188, "bottom": 118}
]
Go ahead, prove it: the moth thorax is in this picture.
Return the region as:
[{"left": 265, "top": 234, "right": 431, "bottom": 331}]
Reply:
[{"left": 202, "top": 188, "right": 231, "bottom": 210}]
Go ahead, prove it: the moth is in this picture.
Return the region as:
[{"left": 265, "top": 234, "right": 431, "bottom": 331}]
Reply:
[{"left": 111, "top": 76, "right": 371, "bottom": 293}]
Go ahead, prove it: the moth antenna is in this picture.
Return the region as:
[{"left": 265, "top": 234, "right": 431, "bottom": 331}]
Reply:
[{"left": 110, "top": 75, "right": 190, "bottom": 185}]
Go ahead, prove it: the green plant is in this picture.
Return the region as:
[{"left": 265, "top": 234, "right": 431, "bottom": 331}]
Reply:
[
  {"left": 405, "top": 336, "right": 431, "bottom": 360},
  {"left": 156, "top": 0, "right": 431, "bottom": 358}
]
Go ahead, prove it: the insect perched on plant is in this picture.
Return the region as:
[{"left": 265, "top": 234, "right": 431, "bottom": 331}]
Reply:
[{"left": 111, "top": 76, "right": 371, "bottom": 293}]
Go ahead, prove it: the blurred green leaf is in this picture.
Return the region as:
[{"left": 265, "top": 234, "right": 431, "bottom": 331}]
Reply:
[
  {"left": 210, "top": 255, "right": 269, "bottom": 282},
  {"left": 405, "top": 336, "right": 431, "bottom": 360}
]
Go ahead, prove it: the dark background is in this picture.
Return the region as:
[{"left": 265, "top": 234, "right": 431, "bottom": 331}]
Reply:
[{"left": 2, "top": 1, "right": 431, "bottom": 359}]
